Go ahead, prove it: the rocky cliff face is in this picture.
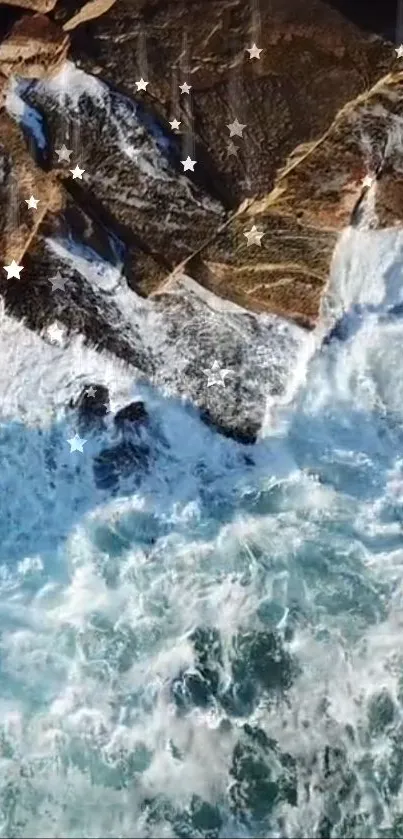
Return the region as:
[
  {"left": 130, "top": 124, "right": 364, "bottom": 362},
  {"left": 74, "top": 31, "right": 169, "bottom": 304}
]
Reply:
[{"left": 0, "top": 0, "right": 399, "bottom": 440}]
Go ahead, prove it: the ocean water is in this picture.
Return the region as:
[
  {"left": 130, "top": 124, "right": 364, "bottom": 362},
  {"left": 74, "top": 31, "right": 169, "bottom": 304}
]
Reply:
[
  {"left": 3, "top": 65, "right": 403, "bottom": 838},
  {"left": 2, "top": 219, "right": 403, "bottom": 838}
]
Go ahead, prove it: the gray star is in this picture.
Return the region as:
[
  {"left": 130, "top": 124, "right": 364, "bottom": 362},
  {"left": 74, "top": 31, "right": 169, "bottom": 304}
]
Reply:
[
  {"left": 227, "top": 119, "right": 246, "bottom": 138},
  {"left": 49, "top": 271, "right": 67, "bottom": 292},
  {"left": 86, "top": 386, "right": 97, "bottom": 398},
  {"left": 203, "top": 359, "right": 231, "bottom": 387},
  {"left": 67, "top": 433, "right": 86, "bottom": 453},
  {"left": 227, "top": 140, "right": 239, "bottom": 157},
  {"left": 55, "top": 144, "right": 73, "bottom": 163}
]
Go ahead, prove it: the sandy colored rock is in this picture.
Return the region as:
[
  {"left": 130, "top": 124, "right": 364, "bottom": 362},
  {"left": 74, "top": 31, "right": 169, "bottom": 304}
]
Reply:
[
  {"left": 0, "top": 111, "right": 63, "bottom": 267},
  {"left": 63, "top": 0, "right": 117, "bottom": 31},
  {"left": 4, "top": 0, "right": 56, "bottom": 11},
  {"left": 0, "top": 13, "right": 69, "bottom": 78}
]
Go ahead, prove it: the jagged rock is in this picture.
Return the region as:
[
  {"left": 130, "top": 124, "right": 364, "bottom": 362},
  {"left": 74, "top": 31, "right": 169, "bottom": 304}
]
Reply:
[
  {"left": 114, "top": 401, "right": 148, "bottom": 432},
  {"left": 188, "top": 66, "right": 403, "bottom": 326},
  {"left": 72, "top": 383, "right": 109, "bottom": 428},
  {"left": 69, "top": 0, "right": 392, "bottom": 208},
  {"left": 62, "top": 0, "right": 117, "bottom": 31},
  {"left": 0, "top": 111, "right": 63, "bottom": 266},
  {"left": 23, "top": 67, "right": 225, "bottom": 295},
  {"left": 93, "top": 440, "right": 150, "bottom": 489},
  {"left": 0, "top": 13, "right": 69, "bottom": 78},
  {"left": 5, "top": 0, "right": 57, "bottom": 11}
]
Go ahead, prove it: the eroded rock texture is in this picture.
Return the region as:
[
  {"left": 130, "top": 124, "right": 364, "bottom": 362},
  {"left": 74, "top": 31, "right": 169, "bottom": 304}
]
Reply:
[{"left": 0, "top": 0, "right": 400, "bottom": 438}]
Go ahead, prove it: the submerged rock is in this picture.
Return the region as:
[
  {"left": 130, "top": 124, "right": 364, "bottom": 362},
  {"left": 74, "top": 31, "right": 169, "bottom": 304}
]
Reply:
[
  {"left": 226, "top": 629, "right": 297, "bottom": 712},
  {"left": 72, "top": 383, "right": 109, "bottom": 429},
  {"left": 114, "top": 401, "right": 148, "bottom": 433},
  {"left": 171, "top": 626, "right": 223, "bottom": 711},
  {"left": 229, "top": 724, "right": 297, "bottom": 822},
  {"left": 93, "top": 440, "right": 150, "bottom": 489}
]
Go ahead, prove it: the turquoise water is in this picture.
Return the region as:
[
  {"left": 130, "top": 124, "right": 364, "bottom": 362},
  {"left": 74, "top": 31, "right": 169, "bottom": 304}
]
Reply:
[{"left": 1, "top": 227, "right": 403, "bottom": 837}]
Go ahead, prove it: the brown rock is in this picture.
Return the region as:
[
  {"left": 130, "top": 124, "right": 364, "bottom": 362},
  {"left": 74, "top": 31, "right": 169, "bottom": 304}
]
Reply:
[
  {"left": 0, "top": 13, "right": 69, "bottom": 78},
  {"left": 183, "top": 68, "right": 403, "bottom": 327},
  {"left": 0, "top": 111, "right": 63, "bottom": 267},
  {"left": 69, "top": 0, "right": 392, "bottom": 207},
  {"left": 4, "top": 0, "right": 57, "bottom": 11},
  {"left": 63, "top": 0, "right": 117, "bottom": 31}
]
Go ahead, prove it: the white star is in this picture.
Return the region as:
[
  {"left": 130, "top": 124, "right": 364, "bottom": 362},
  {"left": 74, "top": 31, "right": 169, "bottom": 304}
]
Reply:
[
  {"left": 49, "top": 271, "right": 67, "bottom": 292},
  {"left": 179, "top": 82, "right": 191, "bottom": 94},
  {"left": 135, "top": 78, "right": 149, "bottom": 91},
  {"left": 67, "top": 433, "right": 86, "bottom": 453},
  {"left": 70, "top": 165, "right": 85, "bottom": 180},
  {"left": 55, "top": 144, "right": 73, "bottom": 162},
  {"left": 227, "top": 119, "right": 246, "bottom": 138},
  {"left": 86, "top": 386, "right": 97, "bottom": 398},
  {"left": 47, "top": 322, "right": 65, "bottom": 343},
  {"left": 244, "top": 224, "right": 264, "bottom": 246},
  {"left": 361, "top": 174, "right": 374, "bottom": 189},
  {"left": 246, "top": 43, "right": 263, "bottom": 59},
  {"left": 3, "top": 259, "right": 23, "bottom": 279},
  {"left": 204, "top": 360, "right": 231, "bottom": 387},
  {"left": 181, "top": 156, "right": 196, "bottom": 172},
  {"left": 169, "top": 118, "right": 181, "bottom": 131},
  {"left": 395, "top": 45, "right": 403, "bottom": 58},
  {"left": 25, "top": 195, "right": 39, "bottom": 210}
]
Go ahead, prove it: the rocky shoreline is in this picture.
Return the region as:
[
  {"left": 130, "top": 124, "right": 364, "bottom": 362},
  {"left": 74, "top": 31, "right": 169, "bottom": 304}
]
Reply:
[{"left": 0, "top": 0, "right": 401, "bottom": 443}]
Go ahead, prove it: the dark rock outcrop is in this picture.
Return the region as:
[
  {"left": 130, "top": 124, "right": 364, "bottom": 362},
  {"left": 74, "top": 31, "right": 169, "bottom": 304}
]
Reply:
[
  {"left": 72, "top": 383, "right": 109, "bottom": 429},
  {"left": 114, "top": 401, "right": 148, "bottom": 432},
  {"left": 0, "top": 0, "right": 401, "bottom": 442},
  {"left": 93, "top": 440, "right": 150, "bottom": 489}
]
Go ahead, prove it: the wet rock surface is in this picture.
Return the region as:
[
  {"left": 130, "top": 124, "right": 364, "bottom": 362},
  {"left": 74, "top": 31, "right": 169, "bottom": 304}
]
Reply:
[{"left": 0, "top": 0, "right": 400, "bottom": 441}]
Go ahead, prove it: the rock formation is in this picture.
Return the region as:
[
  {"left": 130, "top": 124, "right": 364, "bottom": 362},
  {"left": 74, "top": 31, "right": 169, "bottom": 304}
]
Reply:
[{"left": 0, "top": 0, "right": 400, "bottom": 439}]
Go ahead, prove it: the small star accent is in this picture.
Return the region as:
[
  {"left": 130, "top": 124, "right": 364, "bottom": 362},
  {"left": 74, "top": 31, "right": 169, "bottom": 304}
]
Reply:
[
  {"left": 227, "top": 119, "right": 246, "bottom": 138},
  {"left": 67, "top": 433, "right": 86, "bottom": 453},
  {"left": 246, "top": 43, "right": 263, "bottom": 59},
  {"left": 70, "top": 165, "right": 85, "bottom": 180},
  {"left": 25, "top": 195, "right": 39, "bottom": 210},
  {"left": 47, "top": 322, "right": 65, "bottom": 343},
  {"left": 181, "top": 156, "right": 196, "bottom": 172},
  {"left": 49, "top": 271, "right": 67, "bottom": 292},
  {"left": 395, "top": 45, "right": 403, "bottom": 58},
  {"left": 227, "top": 140, "right": 239, "bottom": 156},
  {"left": 86, "top": 386, "right": 97, "bottom": 398},
  {"left": 3, "top": 260, "right": 23, "bottom": 279},
  {"left": 361, "top": 174, "right": 374, "bottom": 189},
  {"left": 244, "top": 225, "right": 264, "bottom": 246},
  {"left": 203, "top": 360, "right": 231, "bottom": 387},
  {"left": 55, "top": 144, "right": 73, "bottom": 162},
  {"left": 135, "top": 78, "right": 149, "bottom": 92},
  {"left": 179, "top": 82, "right": 191, "bottom": 94},
  {"left": 169, "top": 118, "right": 181, "bottom": 131}
]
